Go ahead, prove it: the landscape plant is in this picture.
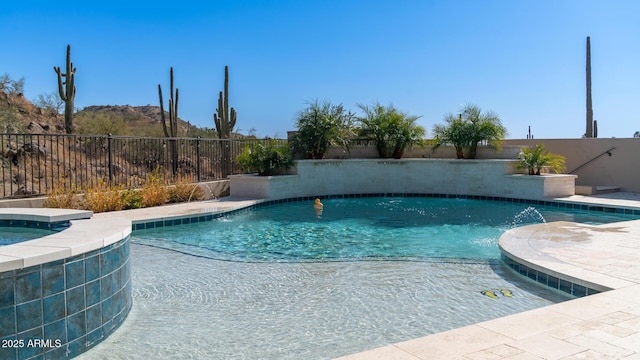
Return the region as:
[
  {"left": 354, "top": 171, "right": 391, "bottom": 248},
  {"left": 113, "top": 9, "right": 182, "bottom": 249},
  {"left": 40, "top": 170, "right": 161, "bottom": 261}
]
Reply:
[
  {"left": 516, "top": 144, "right": 566, "bottom": 175},
  {"left": 432, "top": 104, "right": 506, "bottom": 159},
  {"left": 236, "top": 141, "right": 294, "bottom": 176},
  {"left": 357, "top": 102, "right": 425, "bottom": 159},
  {"left": 290, "top": 100, "right": 356, "bottom": 159},
  {"left": 53, "top": 44, "right": 76, "bottom": 134}
]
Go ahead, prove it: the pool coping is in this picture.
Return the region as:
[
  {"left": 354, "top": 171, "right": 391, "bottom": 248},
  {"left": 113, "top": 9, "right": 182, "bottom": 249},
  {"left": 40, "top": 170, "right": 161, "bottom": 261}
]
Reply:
[
  {"left": 65, "top": 193, "right": 640, "bottom": 358},
  {"left": 0, "top": 208, "right": 132, "bottom": 272}
]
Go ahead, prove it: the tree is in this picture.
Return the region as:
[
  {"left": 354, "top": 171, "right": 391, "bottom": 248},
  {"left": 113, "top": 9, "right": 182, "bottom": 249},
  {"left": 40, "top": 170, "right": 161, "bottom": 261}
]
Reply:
[
  {"left": 357, "top": 102, "right": 425, "bottom": 158},
  {"left": 432, "top": 114, "right": 470, "bottom": 159},
  {"left": 33, "top": 92, "right": 64, "bottom": 115},
  {"left": 462, "top": 104, "right": 507, "bottom": 159},
  {"left": 432, "top": 104, "right": 506, "bottom": 159},
  {"left": 290, "top": 100, "right": 356, "bottom": 159},
  {"left": 634, "top": 131, "right": 640, "bottom": 138},
  {"left": 75, "top": 112, "right": 131, "bottom": 135},
  {"left": 516, "top": 144, "right": 566, "bottom": 175},
  {"left": 0, "top": 73, "right": 25, "bottom": 95}
]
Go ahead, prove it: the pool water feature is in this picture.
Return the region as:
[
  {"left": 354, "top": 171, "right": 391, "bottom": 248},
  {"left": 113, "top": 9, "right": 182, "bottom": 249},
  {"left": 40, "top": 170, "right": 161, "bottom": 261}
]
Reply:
[
  {"left": 79, "top": 197, "right": 638, "bottom": 360},
  {"left": 134, "top": 197, "right": 634, "bottom": 262}
]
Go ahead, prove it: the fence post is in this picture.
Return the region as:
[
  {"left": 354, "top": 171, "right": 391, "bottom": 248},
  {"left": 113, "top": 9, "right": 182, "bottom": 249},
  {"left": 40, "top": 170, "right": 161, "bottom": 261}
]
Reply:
[
  {"left": 107, "top": 134, "right": 113, "bottom": 183},
  {"left": 196, "top": 137, "right": 201, "bottom": 182}
]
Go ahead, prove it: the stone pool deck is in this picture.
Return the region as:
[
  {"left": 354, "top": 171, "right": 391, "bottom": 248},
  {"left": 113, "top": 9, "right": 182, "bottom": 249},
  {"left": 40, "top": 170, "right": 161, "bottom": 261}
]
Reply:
[{"left": 92, "top": 193, "right": 640, "bottom": 359}]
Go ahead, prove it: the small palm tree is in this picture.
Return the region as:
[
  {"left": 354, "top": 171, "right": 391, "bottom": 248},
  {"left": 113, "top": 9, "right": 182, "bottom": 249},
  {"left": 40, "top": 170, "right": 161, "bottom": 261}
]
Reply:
[
  {"left": 432, "top": 104, "right": 507, "bottom": 159},
  {"left": 290, "top": 100, "right": 355, "bottom": 159},
  {"left": 463, "top": 104, "right": 507, "bottom": 159},
  {"left": 357, "top": 102, "right": 425, "bottom": 159},
  {"left": 517, "top": 144, "right": 566, "bottom": 175}
]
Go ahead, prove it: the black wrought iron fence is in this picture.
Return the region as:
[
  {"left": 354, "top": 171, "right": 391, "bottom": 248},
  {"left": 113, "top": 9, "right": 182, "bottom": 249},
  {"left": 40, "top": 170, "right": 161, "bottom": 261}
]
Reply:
[{"left": 0, "top": 133, "right": 286, "bottom": 199}]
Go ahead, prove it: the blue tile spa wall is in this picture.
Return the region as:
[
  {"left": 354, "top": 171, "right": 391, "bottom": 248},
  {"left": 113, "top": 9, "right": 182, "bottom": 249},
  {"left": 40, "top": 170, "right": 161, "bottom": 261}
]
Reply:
[{"left": 0, "top": 236, "right": 132, "bottom": 360}]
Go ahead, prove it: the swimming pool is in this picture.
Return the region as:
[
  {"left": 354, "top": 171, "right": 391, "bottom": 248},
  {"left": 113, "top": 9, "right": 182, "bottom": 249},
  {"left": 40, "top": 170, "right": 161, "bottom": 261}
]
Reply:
[
  {"left": 80, "top": 197, "right": 638, "bottom": 359},
  {"left": 0, "top": 225, "right": 60, "bottom": 246},
  {"left": 133, "top": 197, "right": 633, "bottom": 262}
]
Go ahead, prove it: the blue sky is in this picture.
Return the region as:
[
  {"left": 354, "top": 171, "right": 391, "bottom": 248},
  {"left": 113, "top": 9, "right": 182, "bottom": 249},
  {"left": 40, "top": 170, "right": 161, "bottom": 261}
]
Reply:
[{"left": 2, "top": 1, "right": 639, "bottom": 138}]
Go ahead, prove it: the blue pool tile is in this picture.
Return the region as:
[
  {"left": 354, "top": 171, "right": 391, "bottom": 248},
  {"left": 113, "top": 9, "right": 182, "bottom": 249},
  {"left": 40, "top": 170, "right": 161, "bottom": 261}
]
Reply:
[
  {"left": 67, "top": 335, "right": 87, "bottom": 358},
  {"left": 17, "top": 327, "right": 43, "bottom": 359},
  {"left": 0, "top": 277, "right": 15, "bottom": 308},
  {"left": 66, "top": 286, "right": 86, "bottom": 316},
  {"left": 84, "top": 255, "right": 101, "bottom": 282},
  {"left": 67, "top": 311, "right": 86, "bottom": 342},
  {"left": 85, "top": 280, "right": 101, "bottom": 308},
  {"left": 44, "top": 318, "right": 67, "bottom": 346},
  {"left": 0, "top": 337, "right": 17, "bottom": 360},
  {"left": 42, "top": 265, "right": 64, "bottom": 297},
  {"left": 87, "top": 327, "right": 103, "bottom": 347},
  {"left": 43, "top": 293, "right": 65, "bottom": 324},
  {"left": 16, "top": 271, "right": 41, "bottom": 303},
  {"left": 559, "top": 279, "right": 572, "bottom": 293},
  {"left": 86, "top": 304, "right": 102, "bottom": 333},
  {"left": 572, "top": 284, "right": 587, "bottom": 297},
  {"left": 65, "top": 260, "right": 85, "bottom": 289},
  {"left": 45, "top": 346, "right": 67, "bottom": 360},
  {"left": 16, "top": 299, "right": 42, "bottom": 333},
  {"left": 0, "top": 306, "right": 16, "bottom": 338},
  {"left": 101, "top": 297, "right": 113, "bottom": 323},
  {"left": 100, "top": 274, "right": 114, "bottom": 299}
]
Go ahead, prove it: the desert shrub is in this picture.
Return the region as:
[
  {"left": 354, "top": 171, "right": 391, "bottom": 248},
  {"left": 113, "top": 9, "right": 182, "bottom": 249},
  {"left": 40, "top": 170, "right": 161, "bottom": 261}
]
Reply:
[
  {"left": 43, "top": 177, "right": 81, "bottom": 209},
  {"left": 141, "top": 168, "right": 168, "bottom": 207},
  {"left": 236, "top": 141, "right": 294, "bottom": 176},
  {"left": 168, "top": 175, "right": 204, "bottom": 203},
  {"left": 83, "top": 180, "right": 126, "bottom": 212}
]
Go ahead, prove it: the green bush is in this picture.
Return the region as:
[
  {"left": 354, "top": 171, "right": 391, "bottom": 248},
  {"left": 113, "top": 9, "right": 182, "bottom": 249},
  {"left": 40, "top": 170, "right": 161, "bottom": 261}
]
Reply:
[
  {"left": 236, "top": 141, "right": 294, "bottom": 176},
  {"left": 517, "top": 144, "right": 566, "bottom": 175},
  {"left": 432, "top": 104, "right": 506, "bottom": 159},
  {"left": 290, "top": 100, "right": 356, "bottom": 159},
  {"left": 357, "top": 102, "right": 425, "bottom": 159}
]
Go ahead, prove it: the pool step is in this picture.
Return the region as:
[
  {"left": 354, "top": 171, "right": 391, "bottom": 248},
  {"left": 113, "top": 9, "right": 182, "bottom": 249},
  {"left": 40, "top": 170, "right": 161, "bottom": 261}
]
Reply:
[{"left": 575, "top": 185, "right": 621, "bottom": 195}]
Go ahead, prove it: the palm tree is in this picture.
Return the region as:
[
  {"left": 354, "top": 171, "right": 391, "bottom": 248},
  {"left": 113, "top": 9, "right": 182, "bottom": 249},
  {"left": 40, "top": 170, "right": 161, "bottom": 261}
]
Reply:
[
  {"left": 462, "top": 104, "right": 507, "bottom": 159},
  {"left": 432, "top": 113, "right": 470, "bottom": 159},
  {"left": 431, "top": 104, "right": 507, "bottom": 159},
  {"left": 516, "top": 144, "right": 566, "bottom": 175},
  {"left": 357, "top": 102, "right": 425, "bottom": 158}
]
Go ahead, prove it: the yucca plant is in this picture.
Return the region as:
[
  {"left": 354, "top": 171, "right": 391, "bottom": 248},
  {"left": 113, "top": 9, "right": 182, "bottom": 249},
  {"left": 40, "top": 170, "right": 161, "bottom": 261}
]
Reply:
[{"left": 517, "top": 144, "right": 566, "bottom": 175}]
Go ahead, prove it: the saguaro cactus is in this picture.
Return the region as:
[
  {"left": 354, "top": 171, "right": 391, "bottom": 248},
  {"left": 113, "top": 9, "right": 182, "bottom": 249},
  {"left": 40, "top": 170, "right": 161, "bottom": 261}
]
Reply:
[
  {"left": 213, "top": 66, "right": 237, "bottom": 177},
  {"left": 158, "top": 67, "right": 179, "bottom": 137},
  {"left": 213, "top": 65, "right": 236, "bottom": 139},
  {"left": 586, "top": 36, "right": 594, "bottom": 138},
  {"left": 54, "top": 44, "right": 76, "bottom": 134},
  {"left": 158, "top": 67, "right": 179, "bottom": 174}
]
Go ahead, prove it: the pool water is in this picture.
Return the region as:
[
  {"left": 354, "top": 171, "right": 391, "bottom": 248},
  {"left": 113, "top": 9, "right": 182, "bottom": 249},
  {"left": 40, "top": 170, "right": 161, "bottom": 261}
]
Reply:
[
  {"left": 0, "top": 226, "right": 57, "bottom": 246},
  {"left": 134, "top": 197, "right": 634, "bottom": 262},
  {"left": 79, "top": 198, "right": 637, "bottom": 359}
]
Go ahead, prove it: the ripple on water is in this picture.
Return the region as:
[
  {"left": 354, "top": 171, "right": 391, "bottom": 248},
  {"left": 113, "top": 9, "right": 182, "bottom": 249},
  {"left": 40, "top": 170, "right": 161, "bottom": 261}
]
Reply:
[{"left": 77, "top": 244, "right": 572, "bottom": 360}]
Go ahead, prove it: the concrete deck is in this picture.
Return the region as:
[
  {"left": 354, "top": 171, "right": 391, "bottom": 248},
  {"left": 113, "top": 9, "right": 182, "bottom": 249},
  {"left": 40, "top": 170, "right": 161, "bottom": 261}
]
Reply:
[{"left": 11, "top": 193, "right": 639, "bottom": 359}]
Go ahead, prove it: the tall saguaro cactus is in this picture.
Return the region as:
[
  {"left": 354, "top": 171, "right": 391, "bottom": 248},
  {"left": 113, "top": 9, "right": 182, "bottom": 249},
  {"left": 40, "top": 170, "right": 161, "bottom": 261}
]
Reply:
[
  {"left": 213, "top": 65, "right": 237, "bottom": 139},
  {"left": 54, "top": 44, "right": 76, "bottom": 134},
  {"left": 586, "top": 36, "right": 594, "bottom": 138},
  {"left": 158, "top": 67, "right": 179, "bottom": 137},
  {"left": 213, "top": 66, "right": 237, "bottom": 177},
  {"left": 158, "top": 67, "right": 179, "bottom": 174}
]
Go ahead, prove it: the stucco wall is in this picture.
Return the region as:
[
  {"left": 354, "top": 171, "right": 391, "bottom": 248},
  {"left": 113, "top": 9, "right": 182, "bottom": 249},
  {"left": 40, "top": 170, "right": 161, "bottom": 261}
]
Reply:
[
  {"left": 503, "top": 138, "right": 640, "bottom": 192},
  {"left": 230, "top": 159, "right": 576, "bottom": 200}
]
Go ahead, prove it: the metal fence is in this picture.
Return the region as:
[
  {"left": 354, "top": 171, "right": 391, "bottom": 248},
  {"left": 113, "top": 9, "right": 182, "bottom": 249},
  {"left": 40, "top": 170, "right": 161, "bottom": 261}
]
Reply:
[{"left": 1, "top": 133, "right": 286, "bottom": 199}]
